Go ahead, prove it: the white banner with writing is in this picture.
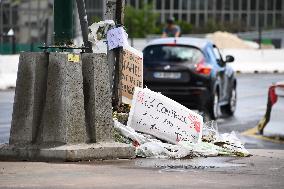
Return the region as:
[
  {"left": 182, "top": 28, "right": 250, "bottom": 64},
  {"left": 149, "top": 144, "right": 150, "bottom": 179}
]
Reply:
[{"left": 127, "top": 87, "right": 203, "bottom": 144}]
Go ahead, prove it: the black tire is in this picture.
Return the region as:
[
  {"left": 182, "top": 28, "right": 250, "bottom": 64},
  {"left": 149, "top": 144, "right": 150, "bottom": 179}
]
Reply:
[
  {"left": 207, "top": 89, "right": 220, "bottom": 120},
  {"left": 221, "top": 86, "right": 237, "bottom": 116}
]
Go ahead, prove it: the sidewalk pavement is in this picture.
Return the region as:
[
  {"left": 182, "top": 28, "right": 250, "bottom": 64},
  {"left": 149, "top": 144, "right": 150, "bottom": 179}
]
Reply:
[{"left": 0, "top": 149, "right": 283, "bottom": 189}]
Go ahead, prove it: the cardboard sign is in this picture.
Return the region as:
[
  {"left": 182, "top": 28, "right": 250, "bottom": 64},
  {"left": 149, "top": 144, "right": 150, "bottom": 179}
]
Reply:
[
  {"left": 106, "top": 27, "right": 128, "bottom": 50},
  {"left": 127, "top": 88, "right": 203, "bottom": 144},
  {"left": 121, "top": 48, "right": 143, "bottom": 104}
]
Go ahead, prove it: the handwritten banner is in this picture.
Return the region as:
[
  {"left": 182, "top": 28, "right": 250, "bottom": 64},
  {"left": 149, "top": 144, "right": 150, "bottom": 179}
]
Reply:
[
  {"left": 127, "top": 87, "right": 203, "bottom": 144},
  {"left": 121, "top": 48, "right": 143, "bottom": 104}
]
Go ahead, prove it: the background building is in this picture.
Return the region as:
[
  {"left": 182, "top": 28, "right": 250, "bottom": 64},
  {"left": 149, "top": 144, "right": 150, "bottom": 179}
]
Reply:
[
  {"left": 0, "top": 0, "right": 53, "bottom": 53},
  {"left": 126, "top": 0, "right": 284, "bottom": 30}
]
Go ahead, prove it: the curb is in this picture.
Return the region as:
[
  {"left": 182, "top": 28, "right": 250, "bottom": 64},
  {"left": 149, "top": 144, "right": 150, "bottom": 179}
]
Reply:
[
  {"left": 236, "top": 70, "right": 284, "bottom": 74},
  {"left": 241, "top": 126, "right": 284, "bottom": 144}
]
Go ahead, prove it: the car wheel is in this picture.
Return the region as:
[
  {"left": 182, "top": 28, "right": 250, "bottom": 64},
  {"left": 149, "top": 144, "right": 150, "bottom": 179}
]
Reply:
[
  {"left": 208, "top": 90, "right": 220, "bottom": 120},
  {"left": 221, "top": 86, "right": 237, "bottom": 116}
]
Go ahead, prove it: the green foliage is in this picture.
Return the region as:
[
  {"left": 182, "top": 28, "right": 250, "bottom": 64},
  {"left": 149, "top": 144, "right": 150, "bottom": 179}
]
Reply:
[
  {"left": 91, "top": 16, "right": 101, "bottom": 24},
  {"left": 192, "top": 19, "right": 247, "bottom": 34},
  {"left": 203, "top": 19, "right": 220, "bottom": 33},
  {"left": 153, "top": 24, "right": 164, "bottom": 34},
  {"left": 153, "top": 21, "right": 193, "bottom": 35},
  {"left": 176, "top": 20, "right": 193, "bottom": 34},
  {"left": 124, "top": 3, "right": 159, "bottom": 38}
]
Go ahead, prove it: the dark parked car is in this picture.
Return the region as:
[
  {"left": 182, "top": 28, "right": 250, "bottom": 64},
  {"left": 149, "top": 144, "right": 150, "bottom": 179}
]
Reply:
[{"left": 143, "top": 37, "right": 237, "bottom": 120}]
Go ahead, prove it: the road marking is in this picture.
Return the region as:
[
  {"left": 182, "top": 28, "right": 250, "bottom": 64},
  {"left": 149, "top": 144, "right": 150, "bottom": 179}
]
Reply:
[{"left": 241, "top": 126, "right": 284, "bottom": 144}]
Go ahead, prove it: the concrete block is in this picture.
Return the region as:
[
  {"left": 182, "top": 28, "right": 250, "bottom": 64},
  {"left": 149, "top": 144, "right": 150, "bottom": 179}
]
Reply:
[
  {"left": 38, "top": 143, "right": 135, "bottom": 161},
  {"left": 0, "top": 52, "right": 136, "bottom": 161},
  {"left": 41, "top": 53, "right": 87, "bottom": 145},
  {"left": 9, "top": 52, "right": 48, "bottom": 145},
  {"left": 82, "top": 53, "right": 114, "bottom": 142},
  {"left": 0, "top": 143, "right": 135, "bottom": 161}
]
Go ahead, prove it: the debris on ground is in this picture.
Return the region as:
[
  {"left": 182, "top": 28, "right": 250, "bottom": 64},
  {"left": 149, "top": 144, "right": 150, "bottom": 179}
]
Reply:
[
  {"left": 114, "top": 120, "right": 250, "bottom": 158},
  {"left": 113, "top": 87, "right": 250, "bottom": 159}
]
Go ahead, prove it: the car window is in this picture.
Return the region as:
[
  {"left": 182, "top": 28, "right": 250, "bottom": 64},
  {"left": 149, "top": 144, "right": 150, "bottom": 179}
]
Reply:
[
  {"left": 206, "top": 46, "right": 216, "bottom": 61},
  {"left": 143, "top": 45, "right": 204, "bottom": 63},
  {"left": 213, "top": 47, "right": 222, "bottom": 60}
]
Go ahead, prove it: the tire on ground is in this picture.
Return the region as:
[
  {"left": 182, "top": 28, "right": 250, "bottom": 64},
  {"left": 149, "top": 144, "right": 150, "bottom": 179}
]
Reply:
[{"left": 221, "top": 86, "right": 237, "bottom": 116}]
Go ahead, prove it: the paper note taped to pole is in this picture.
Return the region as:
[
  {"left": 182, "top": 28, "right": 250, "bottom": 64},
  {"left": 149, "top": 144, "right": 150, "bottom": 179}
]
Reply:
[
  {"left": 106, "top": 27, "right": 128, "bottom": 50},
  {"left": 121, "top": 47, "right": 143, "bottom": 104},
  {"left": 127, "top": 87, "right": 203, "bottom": 144}
]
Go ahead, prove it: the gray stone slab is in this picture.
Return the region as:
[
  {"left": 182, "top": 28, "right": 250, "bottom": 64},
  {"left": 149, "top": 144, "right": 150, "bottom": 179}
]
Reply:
[
  {"left": 41, "top": 53, "right": 87, "bottom": 145},
  {"left": 1, "top": 52, "right": 136, "bottom": 162},
  {"left": 82, "top": 53, "right": 114, "bottom": 143},
  {"left": 0, "top": 143, "right": 135, "bottom": 161},
  {"left": 9, "top": 52, "right": 48, "bottom": 145}
]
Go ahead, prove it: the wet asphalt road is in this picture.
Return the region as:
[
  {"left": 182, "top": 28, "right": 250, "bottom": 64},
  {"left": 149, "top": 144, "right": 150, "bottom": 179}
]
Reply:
[
  {"left": 0, "top": 89, "right": 13, "bottom": 144},
  {"left": 0, "top": 73, "right": 283, "bottom": 149},
  {"left": 217, "top": 73, "right": 284, "bottom": 149},
  {"left": 217, "top": 73, "right": 283, "bottom": 133}
]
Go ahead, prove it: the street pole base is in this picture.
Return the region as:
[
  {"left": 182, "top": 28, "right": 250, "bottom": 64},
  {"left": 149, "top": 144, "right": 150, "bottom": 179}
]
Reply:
[{"left": 0, "top": 143, "right": 135, "bottom": 162}]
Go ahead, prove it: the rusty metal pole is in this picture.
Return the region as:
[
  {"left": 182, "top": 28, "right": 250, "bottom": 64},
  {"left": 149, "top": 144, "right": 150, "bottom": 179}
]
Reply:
[
  {"left": 111, "top": 0, "right": 125, "bottom": 109},
  {"left": 76, "top": 0, "right": 92, "bottom": 52},
  {"left": 115, "top": 0, "right": 124, "bottom": 25},
  {"left": 114, "top": 0, "right": 125, "bottom": 109},
  {"left": 105, "top": 0, "right": 116, "bottom": 101},
  {"left": 104, "top": 0, "right": 125, "bottom": 109}
]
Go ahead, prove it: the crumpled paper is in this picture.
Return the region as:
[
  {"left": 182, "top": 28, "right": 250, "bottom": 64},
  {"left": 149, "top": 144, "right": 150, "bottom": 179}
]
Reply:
[
  {"left": 88, "top": 20, "right": 115, "bottom": 52},
  {"left": 114, "top": 119, "right": 250, "bottom": 158}
]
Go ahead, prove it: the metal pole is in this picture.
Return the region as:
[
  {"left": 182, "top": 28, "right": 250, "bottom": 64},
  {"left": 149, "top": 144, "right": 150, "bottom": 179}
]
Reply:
[
  {"left": 0, "top": 1, "right": 3, "bottom": 54},
  {"left": 53, "top": 0, "right": 74, "bottom": 45},
  {"left": 76, "top": 0, "right": 92, "bottom": 52},
  {"left": 130, "top": 19, "right": 134, "bottom": 47},
  {"left": 37, "top": 0, "right": 40, "bottom": 43},
  {"left": 258, "top": 13, "right": 262, "bottom": 49},
  {"left": 115, "top": 0, "right": 124, "bottom": 25},
  {"left": 44, "top": 18, "right": 49, "bottom": 45},
  {"left": 9, "top": 1, "right": 12, "bottom": 30},
  {"left": 105, "top": 0, "right": 116, "bottom": 96},
  {"left": 112, "top": 0, "right": 125, "bottom": 108},
  {"left": 12, "top": 35, "right": 16, "bottom": 54},
  {"left": 28, "top": 0, "right": 31, "bottom": 44},
  {"left": 9, "top": 1, "right": 11, "bottom": 28}
]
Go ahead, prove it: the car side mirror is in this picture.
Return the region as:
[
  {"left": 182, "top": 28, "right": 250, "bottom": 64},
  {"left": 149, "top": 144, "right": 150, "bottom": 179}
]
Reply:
[{"left": 225, "top": 55, "right": 234, "bottom": 63}]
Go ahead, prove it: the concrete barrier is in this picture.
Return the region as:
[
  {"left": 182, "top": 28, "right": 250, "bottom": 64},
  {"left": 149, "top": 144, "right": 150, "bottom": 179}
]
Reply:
[
  {"left": 0, "top": 52, "right": 135, "bottom": 161},
  {"left": 82, "top": 53, "right": 114, "bottom": 143},
  {"left": 221, "top": 49, "right": 284, "bottom": 73},
  {"left": 263, "top": 82, "right": 284, "bottom": 138},
  {"left": 9, "top": 52, "right": 48, "bottom": 145},
  {"left": 40, "top": 53, "right": 87, "bottom": 145}
]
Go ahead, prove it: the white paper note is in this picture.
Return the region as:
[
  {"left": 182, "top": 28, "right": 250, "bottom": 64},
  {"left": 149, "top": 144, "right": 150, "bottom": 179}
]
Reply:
[{"left": 107, "top": 27, "right": 129, "bottom": 50}]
